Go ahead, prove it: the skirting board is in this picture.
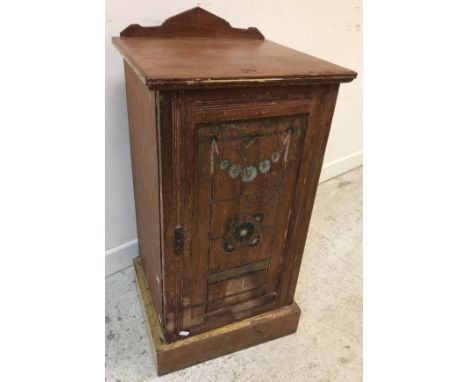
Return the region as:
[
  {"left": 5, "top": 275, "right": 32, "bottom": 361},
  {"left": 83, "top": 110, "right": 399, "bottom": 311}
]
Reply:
[
  {"left": 105, "top": 239, "right": 138, "bottom": 277},
  {"left": 319, "top": 150, "right": 362, "bottom": 183},
  {"left": 106, "top": 150, "right": 362, "bottom": 277}
]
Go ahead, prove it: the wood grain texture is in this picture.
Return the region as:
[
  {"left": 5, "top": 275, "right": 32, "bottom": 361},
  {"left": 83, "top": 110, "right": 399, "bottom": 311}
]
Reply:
[
  {"left": 172, "top": 88, "right": 314, "bottom": 337},
  {"left": 120, "top": 7, "right": 264, "bottom": 39},
  {"left": 126, "top": 82, "right": 347, "bottom": 344},
  {"left": 206, "top": 286, "right": 265, "bottom": 312},
  {"left": 113, "top": 37, "right": 356, "bottom": 90},
  {"left": 134, "top": 255, "right": 301, "bottom": 376},
  {"left": 157, "top": 91, "right": 185, "bottom": 343},
  {"left": 117, "top": 8, "right": 357, "bottom": 363},
  {"left": 112, "top": 7, "right": 356, "bottom": 90},
  {"left": 207, "top": 269, "right": 267, "bottom": 301},
  {"left": 124, "top": 62, "right": 163, "bottom": 324},
  {"left": 207, "top": 259, "right": 269, "bottom": 283},
  {"left": 278, "top": 84, "right": 341, "bottom": 306},
  {"left": 158, "top": 302, "right": 300, "bottom": 376}
]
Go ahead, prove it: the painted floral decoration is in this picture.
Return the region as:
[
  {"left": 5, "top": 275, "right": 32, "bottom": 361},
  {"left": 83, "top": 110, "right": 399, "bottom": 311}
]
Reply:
[
  {"left": 210, "top": 122, "right": 293, "bottom": 183},
  {"left": 241, "top": 165, "right": 258, "bottom": 182},
  {"left": 222, "top": 213, "right": 264, "bottom": 253},
  {"left": 219, "top": 159, "right": 230, "bottom": 171},
  {"left": 215, "top": 141, "right": 288, "bottom": 183},
  {"left": 258, "top": 159, "right": 271, "bottom": 174},
  {"left": 271, "top": 151, "right": 280, "bottom": 163},
  {"left": 228, "top": 164, "right": 242, "bottom": 179}
]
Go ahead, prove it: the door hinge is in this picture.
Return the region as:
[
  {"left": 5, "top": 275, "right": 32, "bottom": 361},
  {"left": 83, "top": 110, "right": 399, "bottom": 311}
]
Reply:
[{"left": 174, "top": 226, "right": 183, "bottom": 256}]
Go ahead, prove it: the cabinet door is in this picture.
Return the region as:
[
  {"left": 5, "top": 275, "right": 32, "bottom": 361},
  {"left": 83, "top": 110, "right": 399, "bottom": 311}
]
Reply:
[{"left": 160, "top": 86, "right": 339, "bottom": 340}]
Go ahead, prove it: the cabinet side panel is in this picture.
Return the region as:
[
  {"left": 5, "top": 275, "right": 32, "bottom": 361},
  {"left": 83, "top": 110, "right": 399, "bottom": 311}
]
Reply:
[
  {"left": 277, "top": 84, "right": 340, "bottom": 305},
  {"left": 124, "top": 62, "right": 163, "bottom": 324}
]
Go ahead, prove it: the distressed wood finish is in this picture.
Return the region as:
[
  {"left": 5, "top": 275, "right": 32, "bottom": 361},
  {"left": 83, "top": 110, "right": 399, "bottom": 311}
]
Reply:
[
  {"left": 134, "top": 256, "right": 301, "bottom": 376},
  {"left": 113, "top": 38, "right": 356, "bottom": 90},
  {"left": 124, "top": 62, "right": 163, "bottom": 323},
  {"left": 177, "top": 88, "right": 315, "bottom": 335},
  {"left": 121, "top": 7, "right": 264, "bottom": 39},
  {"left": 115, "top": 6, "right": 356, "bottom": 374},
  {"left": 112, "top": 8, "right": 356, "bottom": 90}
]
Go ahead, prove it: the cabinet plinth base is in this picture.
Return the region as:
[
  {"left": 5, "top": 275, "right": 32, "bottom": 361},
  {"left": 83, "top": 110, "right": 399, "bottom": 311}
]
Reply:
[{"left": 133, "top": 256, "right": 301, "bottom": 376}]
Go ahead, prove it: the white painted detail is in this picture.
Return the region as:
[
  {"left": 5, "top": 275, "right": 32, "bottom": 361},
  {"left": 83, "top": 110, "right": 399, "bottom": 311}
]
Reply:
[
  {"left": 156, "top": 275, "right": 160, "bottom": 284},
  {"left": 179, "top": 331, "right": 190, "bottom": 337}
]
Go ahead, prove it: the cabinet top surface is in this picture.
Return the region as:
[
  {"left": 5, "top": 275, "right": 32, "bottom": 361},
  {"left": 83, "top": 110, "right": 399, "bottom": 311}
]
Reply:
[{"left": 112, "top": 7, "right": 357, "bottom": 89}]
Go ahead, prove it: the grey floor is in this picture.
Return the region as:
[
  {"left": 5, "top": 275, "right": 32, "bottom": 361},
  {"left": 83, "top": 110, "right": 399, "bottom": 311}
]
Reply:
[{"left": 106, "top": 166, "right": 362, "bottom": 382}]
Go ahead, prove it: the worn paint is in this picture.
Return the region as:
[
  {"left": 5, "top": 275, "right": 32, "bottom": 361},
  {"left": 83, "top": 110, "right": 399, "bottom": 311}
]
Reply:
[
  {"left": 222, "top": 213, "right": 264, "bottom": 253},
  {"left": 205, "top": 116, "right": 302, "bottom": 183}
]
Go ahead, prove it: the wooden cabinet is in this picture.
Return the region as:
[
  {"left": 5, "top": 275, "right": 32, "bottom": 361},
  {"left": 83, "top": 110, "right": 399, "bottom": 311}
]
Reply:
[{"left": 113, "top": 7, "right": 356, "bottom": 375}]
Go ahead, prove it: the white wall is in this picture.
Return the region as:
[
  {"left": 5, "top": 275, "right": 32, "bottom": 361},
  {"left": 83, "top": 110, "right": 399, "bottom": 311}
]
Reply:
[{"left": 105, "top": 0, "right": 362, "bottom": 275}]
